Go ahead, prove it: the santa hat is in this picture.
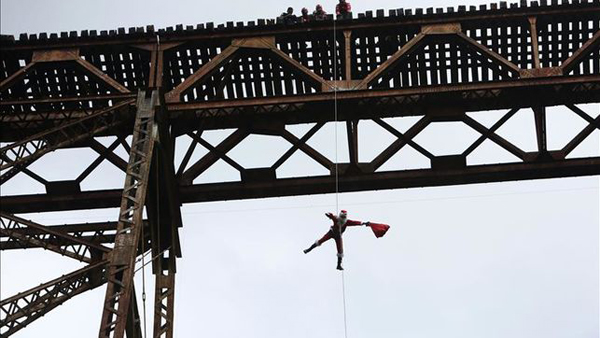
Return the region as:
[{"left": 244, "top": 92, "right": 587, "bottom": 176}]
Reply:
[{"left": 339, "top": 210, "right": 348, "bottom": 217}]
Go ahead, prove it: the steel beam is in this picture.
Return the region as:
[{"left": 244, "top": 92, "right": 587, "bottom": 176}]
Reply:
[
  {"left": 0, "top": 213, "right": 110, "bottom": 263},
  {"left": 152, "top": 250, "right": 176, "bottom": 338},
  {"left": 0, "top": 99, "right": 134, "bottom": 183},
  {"left": 147, "top": 112, "right": 182, "bottom": 338},
  {"left": 99, "top": 91, "right": 159, "bottom": 338},
  {"left": 2, "top": 157, "right": 599, "bottom": 214},
  {"left": 2, "top": 3, "right": 596, "bottom": 52},
  {"left": 0, "top": 4, "right": 599, "bottom": 337},
  {"left": 0, "top": 261, "right": 107, "bottom": 336},
  {"left": 0, "top": 220, "right": 151, "bottom": 250},
  {"left": 178, "top": 157, "right": 600, "bottom": 202}
]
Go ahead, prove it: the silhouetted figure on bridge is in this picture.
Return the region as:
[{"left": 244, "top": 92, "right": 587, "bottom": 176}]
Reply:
[
  {"left": 336, "top": 0, "right": 352, "bottom": 20},
  {"left": 313, "top": 4, "right": 327, "bottom": 21},
  {"left": 280, "top": 7, "right": 298, "bottom": 24},
  {"left": 300, "top": 7, "right": 311, "bottom": 23}
]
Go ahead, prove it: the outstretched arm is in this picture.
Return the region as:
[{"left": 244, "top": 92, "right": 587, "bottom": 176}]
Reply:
[
  {"left": 345, "top": 219, "right": 369, "bottom": 226},
  {"left": 325, "top": 212, "right": 336, "bottom": 221}
]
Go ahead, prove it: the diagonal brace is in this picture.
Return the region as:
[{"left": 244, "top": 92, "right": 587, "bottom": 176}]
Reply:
[
  {"left": 0, "top": 212, "right": 110, "bottom": 263},
  {"left": 462, "top": 115, "right": 527, "bottom": 160},
  {"left": 373, "top": 118, "right": 434, "bottom": 160},
  {"left": 272, "top": 122, "right": 325, "bottom": 169},
  {"left": 0, "top": 261, "right": 108, "bottom": 337},
  {"left": 279, "top": 128, "right": 334, "bottom": 172},
  {"left": 0, "top": 99, "right": 134, "bottom": 184},
  {"left": 463, "top": 109, "right": 520, "bottom": 156},
  {"left": 181, "top": 129, "right": 249, "bottom": 183},
  {"left": 370, "top": 115, "right": 432, "bottom": 170}
]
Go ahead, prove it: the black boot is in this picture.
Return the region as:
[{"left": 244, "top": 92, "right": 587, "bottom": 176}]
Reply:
[
  {"left": 336, "top": 256, "right": 344, "bottom": 270},
  {"left": 303, "top": 243, "right": 317, "bottom": 254}
]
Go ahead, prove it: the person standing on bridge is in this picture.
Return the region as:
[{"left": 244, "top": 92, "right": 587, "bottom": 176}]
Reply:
[
  {"left": 300, "top": 7, "right": 311, "bottom": 23},
  {"left": 280, "top": 7, "right": 298, "bottom": 24},
  {"left": 313, "top": 4, "right": 327, "bottom": 21},
  {"left": 304, "top": 210, "right": 389, "bottom": 270},
  {"left": 336, "top": 0, "right": 352, "bottom": 20}
]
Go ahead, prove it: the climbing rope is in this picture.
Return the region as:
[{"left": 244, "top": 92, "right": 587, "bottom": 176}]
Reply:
[
  {"left": 341, "top": 270, "right": 348, "bottom": 338},
  {"left": 134, "top": 246, "right": 172, "bottom": 274},
  {"left": 333, "top": 14, "right": 349, "bottom": 338},
  {"left": 333, "top": 13, "right": 340, "bottom": 219},
  {"left": 141, "top": 217, "right": 148, "bottom": 338}
]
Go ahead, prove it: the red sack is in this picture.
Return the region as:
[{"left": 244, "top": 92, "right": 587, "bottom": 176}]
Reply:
[{"left": 369, "top": 222, "right": 390, "bottom": 238}]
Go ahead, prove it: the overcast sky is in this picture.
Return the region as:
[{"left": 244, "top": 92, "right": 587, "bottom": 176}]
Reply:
[{"left": 1, "top": 1, "right": 599, "bottom": 338}]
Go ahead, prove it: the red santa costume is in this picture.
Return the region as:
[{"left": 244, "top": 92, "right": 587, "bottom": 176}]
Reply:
[
  {"left": 336, "top": 0, "right": 352, "bottom": 19},
  {"left": 303, "top": 210, "right": 367, "bottom": 270}
]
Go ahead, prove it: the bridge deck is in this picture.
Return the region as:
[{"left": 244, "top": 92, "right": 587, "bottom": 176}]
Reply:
[{"left": 1, "top": 0, "right": 599, "bottom": 213}]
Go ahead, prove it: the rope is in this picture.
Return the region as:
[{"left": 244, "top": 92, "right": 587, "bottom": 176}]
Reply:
[
  {"left": 333, "top": 14, "right": 349, "bottom": 338},
  {"left": 138, "top": 172, "right": 152, "bottom": 338},
  {"left": 333, "top": 12, "right": 339, "bottom": 216},
  {"left": 136, "top": 33, "right": 162, "bottom": 338},
  {"left": 141, "top": 221, "right": 148, "bottom": 338},
  {"left": 341, "top": 270, "right": 349, "bottom": 338},
  {"left": 134, "top": 247, "right": 172, "bottom": 274}
]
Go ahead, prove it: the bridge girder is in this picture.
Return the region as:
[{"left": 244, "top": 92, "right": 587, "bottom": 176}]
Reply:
[{"left": 1, "top": 2, "right": 599, "bottom": 337}]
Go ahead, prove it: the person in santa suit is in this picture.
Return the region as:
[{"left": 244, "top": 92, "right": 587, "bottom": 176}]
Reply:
[
  {"left": 336, "top": 0, "right": 352, "bottom": 20},
  {"left": 303, "top": 210, "right": 370, "bottom": 270}
]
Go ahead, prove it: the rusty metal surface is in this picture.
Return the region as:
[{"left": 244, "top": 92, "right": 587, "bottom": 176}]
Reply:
[
  {"left": 2, "top": 156, "right": 599, "bottom": 214},
  {"left": 0, "top": 261, "right": 108, "bottom": 336},
  {"left": 98, "top": 91, "right": 159, "bottom": 338},
  {"left": 0, "top": 2, "right": 599, "bottom": 337},
  {"left": 0, "top": 220, "right": 151, "bottom": 250},
  {"left": 0, "top": 99, "right": 134, "bottom": 183},
  {"left": 1, "top": 1, "right": 598, "bottom": 140},
  {"left": 0, "top": 212, "right": 110, "bottom": 262},
  {"left": 0, "top": 1, "right": 597, "bottom": 51}
]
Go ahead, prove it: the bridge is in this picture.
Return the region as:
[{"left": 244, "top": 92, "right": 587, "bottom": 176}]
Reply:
[{"left": 1, "top": 0, "right": 599, "bottom": 336}]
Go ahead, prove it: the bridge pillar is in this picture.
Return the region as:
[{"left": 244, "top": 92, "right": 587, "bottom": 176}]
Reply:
[{"left": 98, "top": 90, "right": 160, "bottom": 338}]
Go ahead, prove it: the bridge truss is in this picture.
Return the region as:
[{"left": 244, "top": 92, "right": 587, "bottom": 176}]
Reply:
[{"left": 1, "top": 1, "right": 599, "bottom": 336}]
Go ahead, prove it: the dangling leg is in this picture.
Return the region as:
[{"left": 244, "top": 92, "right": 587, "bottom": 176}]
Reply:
[
  {"left": 304, "top": 230, "right": 332, "bottom": 254},
  {"left": 334, "top": 236, "right": 344, "bottom": 270}
]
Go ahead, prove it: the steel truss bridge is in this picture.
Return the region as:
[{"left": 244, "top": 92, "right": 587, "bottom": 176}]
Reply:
[{"left": 1, "top": 1, "right": 599, "bottom": 337}]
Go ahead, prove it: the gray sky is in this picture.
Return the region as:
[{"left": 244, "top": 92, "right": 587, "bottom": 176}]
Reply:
[{"left": 1, "top": 1, "right": 599, "bottom": 338}]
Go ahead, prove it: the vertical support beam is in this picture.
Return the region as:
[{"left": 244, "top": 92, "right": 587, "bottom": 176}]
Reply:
[
  {"left": 126, "top": 287, "right": 143, "bottom": 338},
  {"left": 528, "top": 17, "right": 541, "bottom": 69},
  {"left": 153, "top": 250, "right": 176, "bottom": 338},
  {"left": 148, "top": 49, "right": 159, "bottom": 89},
  {"left": 155, "top": 48, "right": 164, "bottom": 90},
  {"left": 343, "top": 30, "right": 353, "bottom": 80},
  {"left": 346, "top": 120, "right": 358, "bottom": 165},
  {"left": 98, "top": 90, "right": 159, "bottom": 338},
  {"left": 148, "top": 105, "right": 182, "bottom": 338},
  {"left": 533, "top": 106, "right": 547, "bottom": 153},
  {"left": 149, "top": 42, "right": 165, "bottom": 89}
]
